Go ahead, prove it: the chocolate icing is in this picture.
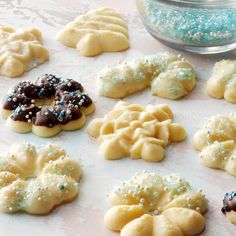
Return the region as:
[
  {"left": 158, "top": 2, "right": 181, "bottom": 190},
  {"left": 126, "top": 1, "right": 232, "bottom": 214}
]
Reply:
[
  {"left": 3, "top": 74, "right": 93, "bottom": 127},
  {"left": 222, "top": 191, "right": 236, "bottom": 214}
]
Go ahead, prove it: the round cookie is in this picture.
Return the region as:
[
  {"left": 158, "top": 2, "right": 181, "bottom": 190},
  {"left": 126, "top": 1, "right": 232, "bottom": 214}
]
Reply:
[
  {"left": 0, "top": 142, "right": 82, "bottom": 215},
  {"left": 222, "top": 191, "right": 236, "bottom": 224},
  {"left": 1, "top": 74, "right": 95, "bottom": 137}
]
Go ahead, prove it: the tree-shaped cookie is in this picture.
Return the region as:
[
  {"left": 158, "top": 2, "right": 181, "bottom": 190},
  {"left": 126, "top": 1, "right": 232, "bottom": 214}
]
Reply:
[
  {"left": 104, "top": 172, "right": 208, "bottom": 236},
  {"left": 98, "top": 53, "right": 196, "bottom": 99},
  {"left": 193, "top": 114, "right": 236, "bottom": 176},
  {"left": 0, "top": 24, "right": 49, "bottom": 77},
  {"left": 207, "top": 60, "right": 236, "bottom": 103},
  {"left": 87, "top": 101, "right": 186, "bottom": 162},
  {"left": 0, "top": 143, "right": 82, "bottom": 214},
  {"left": 56, "top": 7, "right": 129, "bottom": 57}
]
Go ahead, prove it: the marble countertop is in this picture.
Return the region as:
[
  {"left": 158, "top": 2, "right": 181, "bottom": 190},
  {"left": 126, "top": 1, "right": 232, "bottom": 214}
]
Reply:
[{"left": 0, "top": 0, "right": 235, "bottom": 235}]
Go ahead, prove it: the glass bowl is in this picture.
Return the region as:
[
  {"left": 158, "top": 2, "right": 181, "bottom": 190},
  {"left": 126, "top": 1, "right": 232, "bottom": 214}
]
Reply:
[{"left": 136, "top": 0, "right": 236, "bottom": 54}]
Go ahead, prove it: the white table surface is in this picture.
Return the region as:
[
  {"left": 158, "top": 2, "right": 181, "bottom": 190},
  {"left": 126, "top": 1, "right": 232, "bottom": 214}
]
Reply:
[{"left": 0, "top": 0, "right": 235, "bottom": 235}]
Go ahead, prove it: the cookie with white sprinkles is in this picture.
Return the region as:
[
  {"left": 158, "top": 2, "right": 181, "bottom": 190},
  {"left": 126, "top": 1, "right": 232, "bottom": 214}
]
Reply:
[
  {"left": 1, "top": 74, "right": 95, "bottom": 137},
  {"left": 0, "top": 142, "right": 82, "bottom": 215},
  {"left": 97, "top": 53, "right": 196, "bottom": 99},
  {"left": 222, "top": 191, "right": 236, "bottom": 224},
  {"left": 193, "top": 114, "right": 236, "bottom": 176},
  {"left": 104, "top": 171, "right": 208, "bottom": 236}
]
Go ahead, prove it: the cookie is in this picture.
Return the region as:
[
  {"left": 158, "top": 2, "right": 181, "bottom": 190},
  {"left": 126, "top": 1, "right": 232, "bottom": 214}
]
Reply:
[
  {"left": 104, "top": 172, "right": 207, "bottom": 236},
  {"left": 1, "top": 74, "right": 95, "bottom": 137},
  {"left": 98, "top": 53, "right": 196, "bottom": 99},
  {"left": 87, "top": 101, "right": 186, "bottom": 162},
  {"left": 0, "top": 143, "right": 82, "bottom": 215},
  {"left": 193, "top": 114, "right": 236, "bottom": 176},
  {"left": 207, "top": 60, "right": 236, "bottom": 103},
  {"left": 0, "top": 24, "right": 49, "bottom": 77},
  {"left": 222, "top": 191, "right": 236, "bottom": 224},
  {"left": 56, "top": 7, "right": 129, "bottom": 57}
]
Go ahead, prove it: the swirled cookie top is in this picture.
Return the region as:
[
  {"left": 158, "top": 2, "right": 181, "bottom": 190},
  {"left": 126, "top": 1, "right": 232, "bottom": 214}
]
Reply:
[
  {"left": 98, "top": 53, "right": 196, "bottom": 99},
  {"left": 0, "top": 142, "right": 82, "bottom": 214},
  {"left": 193, "top": 114, "right": 236, "bottom": 176},
  {"left": 87, "top": 101, "right": 186, "bottom": 162},
  {"left": 207, "top": 60, "right": 236, "bottom": 103},
  {"left": 56, "top": 7, "right": 129, "bottom": 57},
  {"left": 0, "top": 24, "right": 49, "bottom": 78}
]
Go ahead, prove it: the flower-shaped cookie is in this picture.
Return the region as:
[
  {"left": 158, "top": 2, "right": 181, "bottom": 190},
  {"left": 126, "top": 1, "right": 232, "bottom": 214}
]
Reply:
[
  {"left": 87, "top": 101, "right": 186, "bottom": 162},
  {"left": 207, "top": 60, "right": 236, "bottom": 103},
  {"left": 1, "top": 74, "right": 95, "bottom": 137},
  {"left": 193, "top": 114, "right": 236, "bottom": 176},
  {"left": 0, "top": 143, "right": 82, "bottom": 215},
  {"left": 56, "top": 7, "right": 129, "bottom": 57},
  {"left": 98, "top": 53, "right": 196, "bottom": 99},
  {"left": 0, "top": 24, "right": 49, "bottom": 77},
  {"left": 104, "top": 172, "right": 207, "bottom": 236}
]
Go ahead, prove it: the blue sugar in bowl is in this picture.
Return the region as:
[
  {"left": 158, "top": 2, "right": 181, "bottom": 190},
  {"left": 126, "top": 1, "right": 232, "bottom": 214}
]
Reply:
[{"left": 136, "top": 0, "right": 236, "bottom": 54}]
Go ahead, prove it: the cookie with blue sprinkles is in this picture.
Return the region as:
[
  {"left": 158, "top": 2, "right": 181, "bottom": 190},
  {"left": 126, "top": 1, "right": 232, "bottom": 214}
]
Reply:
[{"left": 1, "top": 74, "right": 95, "bottom": 137}]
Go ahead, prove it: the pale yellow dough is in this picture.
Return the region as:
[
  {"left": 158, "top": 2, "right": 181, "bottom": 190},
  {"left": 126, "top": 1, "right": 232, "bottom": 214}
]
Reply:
[
  {"left": 0, "top": 24, "right": 49, "bottom": 78},
  {"left": 0, "top": 143, "right": 82, "bottom": 215},
  {"left": 207, "top": 60, "right": 236, "bottom": 103},
  {"left": 56, "top": 7, "right": 129, "bottom": 57},
  {"left": 193, "top": 114, "right": 236, "bottom": 176},
  {"left": 98, "top": 53, "right": 196, "bottom": 99},
  {"left": 87, "top": 101, "right": 186, "bottom": 162},
  {"left": 104, "top": 172, "right": 207, "bottom": 236}
]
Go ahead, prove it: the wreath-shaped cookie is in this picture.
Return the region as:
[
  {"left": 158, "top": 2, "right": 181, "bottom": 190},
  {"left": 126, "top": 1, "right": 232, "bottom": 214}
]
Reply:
[
  {"left": 104, "top": 172, "right": 208, "bottom": 236},
  {"left": 0, "top": 143, "right": 82, "bottom": 215},
  {"left": 193, "top": 114, "right": 236, "bottom": 176},
  {"left": 1, "top": 74, "right": 95, "bottom": 137}
]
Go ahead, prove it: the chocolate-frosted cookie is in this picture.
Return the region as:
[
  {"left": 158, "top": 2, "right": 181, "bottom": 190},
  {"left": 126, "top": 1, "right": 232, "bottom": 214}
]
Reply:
[
  {"left": 1, "top": 74, "right": 95, "bottom": 137},
  {"left": 222, "top": 191, "right": 236, "bottom": 224}
]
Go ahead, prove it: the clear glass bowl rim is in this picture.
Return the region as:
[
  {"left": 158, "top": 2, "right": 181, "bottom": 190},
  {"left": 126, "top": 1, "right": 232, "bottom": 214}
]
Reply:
[{"left": 150, "top": 0, "right": 236, "bottom": 8}]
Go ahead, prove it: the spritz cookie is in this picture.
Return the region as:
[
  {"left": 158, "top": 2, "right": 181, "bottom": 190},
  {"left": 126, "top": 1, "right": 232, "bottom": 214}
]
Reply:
[
  {"left": 98, "top": 53, "right": 196, "bottom": 99},
  {"left": 104, "top": 172, "right": 207, "bottom": 236},
  {"left": 0, "top": 24, "right": 49, "bottom": 77},
  {"left": 193, "top": 114, "right": 236, "bottom": 176},
  {"left": 56, "top": 7, "right": 129, "bottom": 57},
  {"left": 87, "top": 101, "right": 186, "bottom": 162},
  {"left": 207, "top": 60, "right": 236, "bottom": 103},
  {"left": 1, "top": 74, "right": 95, "bottom": 137},
  {"left": 222, "top": 191, "right": 236, "bottom": 224},
  {"left": 0, "top": 143, "right": 82, "bottom": 215}
]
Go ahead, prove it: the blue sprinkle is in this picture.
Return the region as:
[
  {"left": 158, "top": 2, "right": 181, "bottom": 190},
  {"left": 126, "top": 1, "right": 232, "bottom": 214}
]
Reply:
[{"left": 143, "top": 0, "right": 236, "bottom": 44}]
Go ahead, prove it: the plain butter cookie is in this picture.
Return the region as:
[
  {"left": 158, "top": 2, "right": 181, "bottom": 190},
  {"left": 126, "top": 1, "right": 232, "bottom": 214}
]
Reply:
[
  {"left": 56, "top": 7, "right": 129, "bottom": 57},
  {"left": 0, "top": 24, "right": 49, "bottom": 77},
  {"left": 0, "top": 143, "right": 82, "bottom": 215}
]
